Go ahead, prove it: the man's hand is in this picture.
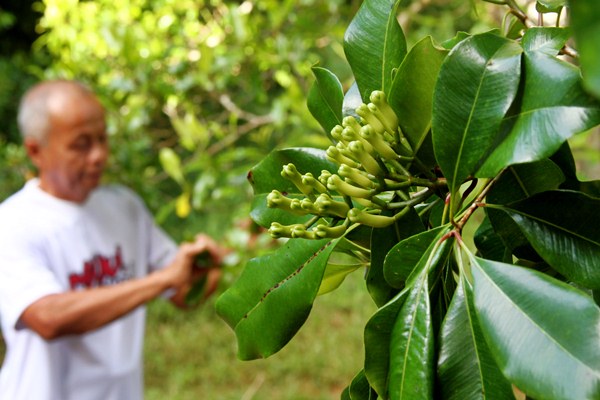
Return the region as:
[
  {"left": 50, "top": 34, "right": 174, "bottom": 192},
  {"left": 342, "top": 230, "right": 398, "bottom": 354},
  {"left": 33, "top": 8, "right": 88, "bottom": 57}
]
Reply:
[{"left": 167, "top": 234, "right": 225, "bottom": 308}]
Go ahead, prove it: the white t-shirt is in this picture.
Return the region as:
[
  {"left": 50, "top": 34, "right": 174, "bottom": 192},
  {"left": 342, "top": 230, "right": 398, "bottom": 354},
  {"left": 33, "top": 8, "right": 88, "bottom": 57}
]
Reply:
[{"left": 0, "top": 179, "right": 178, "bottom": 400}]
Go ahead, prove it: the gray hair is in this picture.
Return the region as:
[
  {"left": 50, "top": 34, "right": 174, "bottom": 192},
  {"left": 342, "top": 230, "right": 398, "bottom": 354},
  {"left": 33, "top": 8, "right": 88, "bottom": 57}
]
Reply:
[{"left": 17, "top": 80, "right": 95, "bottom": 142}]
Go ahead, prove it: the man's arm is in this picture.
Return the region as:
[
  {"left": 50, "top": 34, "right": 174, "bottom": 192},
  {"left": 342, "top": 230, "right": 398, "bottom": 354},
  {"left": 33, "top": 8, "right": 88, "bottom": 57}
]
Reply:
[{"left": 19, "top": 238, "right": 214, "bottom": 340}]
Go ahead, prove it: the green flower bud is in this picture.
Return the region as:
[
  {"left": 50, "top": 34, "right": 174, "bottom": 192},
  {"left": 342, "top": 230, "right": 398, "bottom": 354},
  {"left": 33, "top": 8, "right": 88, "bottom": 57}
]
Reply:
[
  {"left": 338, "top": 164, "right": 377, "bottom": 189},
  {"left": 314, "top": 193, "right": 350, "bottom": 218},
  {"left": 356, "top": 103, "right": 386, "bottom": 135},
  {"left": 266, "top": 190, "right": 310, "bottom": 215},
  {"left": 327, "top": 174, "right": 374, "bottom": 199},
  {"left": 360, "top": 124, "right": 398, "bottom": 161},
  {"left": 367, "top": 102, "right": 398, "bottom": 136},
  {"left": 300, "top": 198, "right": 319, "bottom": 213},
  {"left": 319, "top": 170, "right": 332, "bottom": 186},
  {"left": 348, "top": 208, "right": 396, "bottom": 228},
  {"left": 369, "top": 91, "right": 399, "bottom": 132},
  {"left": 314, "top": 222, "right": 348, "bottom": 238},
  {"left": 281, "top": 163, "right": 314, "bottom": 196},
  {"left": 289, "top": 198, "right": 305, "bottom": 213},
  {"left": 330, "top": 124, "right": 344, "bottom": 143},
  {"left": 291, "top": 224, "right": 317, "bottom": 239},
  {"left": 326, "top": 146, "right": 360, "bottom": 169},
  {"left": 301, "top": 172, "right": 328, "bottom": 194},
  {"left": 269, "top": 222, "right": 306, "bottom": 238},
  {"left": 342, "top": 116, "right": 362, "bottom": 135},
  {"left": 348, "top": 141, "right": 383, "bottom": 176}
]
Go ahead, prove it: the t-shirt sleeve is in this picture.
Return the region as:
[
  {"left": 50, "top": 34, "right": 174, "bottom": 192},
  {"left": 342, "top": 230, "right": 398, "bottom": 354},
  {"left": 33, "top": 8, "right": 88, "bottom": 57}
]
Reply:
[
  {"left": 0, "top": 231, "right": 63, "bottom": 330},
  {"left": 120, "top": 185, "right": 178, "bottom": 273}
]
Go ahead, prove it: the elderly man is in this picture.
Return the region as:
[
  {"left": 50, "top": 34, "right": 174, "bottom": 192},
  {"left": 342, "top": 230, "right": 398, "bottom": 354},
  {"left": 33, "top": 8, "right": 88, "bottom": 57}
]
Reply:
[{"left": 0, "top": 80, "right": 221, "bottom": 399}]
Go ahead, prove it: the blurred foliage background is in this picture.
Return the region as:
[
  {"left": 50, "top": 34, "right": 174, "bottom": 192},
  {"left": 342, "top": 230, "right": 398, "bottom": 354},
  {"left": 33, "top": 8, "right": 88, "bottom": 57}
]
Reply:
[{"left": 1, "top": 0, "right": 597, "bottom": 398}]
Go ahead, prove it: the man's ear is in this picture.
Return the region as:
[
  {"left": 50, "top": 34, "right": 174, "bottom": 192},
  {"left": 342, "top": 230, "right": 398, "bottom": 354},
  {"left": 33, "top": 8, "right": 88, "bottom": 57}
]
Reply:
[{"left": 24, "top": 137, "right": 43, "bottom": 168}]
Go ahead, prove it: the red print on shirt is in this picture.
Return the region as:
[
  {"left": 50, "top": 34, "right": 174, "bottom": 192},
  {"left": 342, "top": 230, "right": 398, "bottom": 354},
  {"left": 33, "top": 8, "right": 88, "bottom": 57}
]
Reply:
[{"left": 69, "top": 246, "right": 131, "bottom": 289}]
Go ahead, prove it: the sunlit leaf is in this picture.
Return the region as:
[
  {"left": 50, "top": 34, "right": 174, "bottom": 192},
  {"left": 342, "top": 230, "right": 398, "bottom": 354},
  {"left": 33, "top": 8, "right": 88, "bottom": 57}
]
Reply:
[
  {"left": 368, "top": 208, "right": 424, "bottom": 306},
  {"left": 344, "top": 0, "right": 406, "bottom": 100},
  {"left": 388, "top": 269, "right": 434, "bottom": 400},
  {"left": 438, "top": 277, "right": 513, "bottom": 400},
  {"left": 215, "top": 238, "right": 337, "bottom": 360},
  {"left": 318, "top": 259, "right": 363, "bottom": 296},
  {"left": 159, "top": 147, "right": 185, "bottom": 185},
  {"left": 571, "top": 0, "right": 600, "bottom": 99},
  {"left": 307, "top": 66, "right": 344, "bottom": 140},
  {"left": 470, "top": 255, "right": 600, "bottom": 400},
  {"left": 494, "top": 190, "right": 600, "bottom": 289},
  {"left": 477, "top": 28, "right": 600, "bottom": 177},
  {"left": 388, "top": 36, "right": 448, "bottom": 157},
  {"left": 432, "top": 33, "right": 522, "bottom": 203},
  {"left": 536, "top": 0, "right": 566, "bottom": 13}
]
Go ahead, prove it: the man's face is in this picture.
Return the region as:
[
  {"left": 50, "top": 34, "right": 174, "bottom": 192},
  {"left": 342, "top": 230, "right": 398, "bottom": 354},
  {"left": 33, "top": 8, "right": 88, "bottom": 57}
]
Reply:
[{"left": 29, "top": 94, "right": 108, "bottom": 203}]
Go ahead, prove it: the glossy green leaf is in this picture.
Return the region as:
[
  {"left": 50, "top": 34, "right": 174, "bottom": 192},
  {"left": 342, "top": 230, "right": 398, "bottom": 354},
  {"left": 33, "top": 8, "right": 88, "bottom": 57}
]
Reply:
[
  {"left": 495, "top": 190, "right": 600, "bottom": 288},
  {"left": 536, "top": 0, "right": 566, "bottom": 13},
  {"left": 388, "top": 269, "right": 434, "bottom": 400},
  {"left": 438, "top": 277, "right": 513, "bottom": 400},
  {"left": 388, "top": 36, "right": 448, "bottom": 157},
  {"left": 485, "top": 159, "right": 564, "bottom": 260},
  {"left": 384, "top": 227, "right": 444, "bottom": 289},
  {"left": 215, "top": 238, "right": 337, "bottom": 360},
  {"left": 571, "top": 0, "right": 600, "bottom": 98},
  {"left": 477, "top": 28, "right": 600, "bottom": 177},
  {"left": 368, "top": 208, "right": 425, "bottom": 306},
  {"left": 364, "top": 289, "right": 409, "bottom": 398},
  {"left": 432, "top": 33, "right": 522, "bottom": 200},
  {"left": 346, "top": 370, "right": 378, "bottom": 400},
  {"left": 307, "top": 66, "right": 344, "bottom": 140},
  {"left": 473, "top": 216, "right": 510, "bottom": 263},
  {"left": 470, "top": 255, "right": 600, "bottom": 400},
  {"left": 344, "top": 0, "right": 406, "bottom": 100},
  {"left": 364, "top": 226, "right": 451, "bottom": 398},
  {"left": 318, "top": 253, "right": 364, "bottom": 296}
]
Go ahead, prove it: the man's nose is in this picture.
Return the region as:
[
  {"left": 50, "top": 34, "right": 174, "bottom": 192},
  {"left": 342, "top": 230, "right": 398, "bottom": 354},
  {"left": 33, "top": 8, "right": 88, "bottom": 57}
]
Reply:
[{"left": 89, "top": 141, "right": 108, "bottom": 165}]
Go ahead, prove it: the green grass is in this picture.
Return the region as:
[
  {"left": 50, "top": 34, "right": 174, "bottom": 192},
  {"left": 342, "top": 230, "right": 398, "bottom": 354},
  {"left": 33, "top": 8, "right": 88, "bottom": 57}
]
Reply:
[{"left": 144, "top": 270, "right": 376, "bottom": 400}]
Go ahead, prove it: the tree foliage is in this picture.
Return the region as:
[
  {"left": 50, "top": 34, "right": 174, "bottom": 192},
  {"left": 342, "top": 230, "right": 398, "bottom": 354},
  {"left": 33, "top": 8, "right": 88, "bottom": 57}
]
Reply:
[{"left": 216, "top": 1, "right": 600, "bottom": 399}]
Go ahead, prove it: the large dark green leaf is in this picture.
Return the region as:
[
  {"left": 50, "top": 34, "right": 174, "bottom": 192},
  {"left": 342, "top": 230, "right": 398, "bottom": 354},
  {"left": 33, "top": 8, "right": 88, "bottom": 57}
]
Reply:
[
  {"left": 432, "top": 33, "right": 522, "bottom": 203},
  {"left": 248, "top": 148, "right": 338, "bottom": 227},
  {"left": 343, "top": 0, "right": 406, "bottom": 100},
  {"left": 470, "top": 255, "right": 600, "bottom": 400},
  {"left": 485, "top": 159, "right": 564, "bottom": 260},
  {"left": 388, "top": 36, "right": 448, "bottom": 156},
  {"left": 364, "top": 226, "right": 451, "bottom": 398},
  {"left": 345, "top": 370, "right": 378, "bottom": 400},
  {"left": 437, "top": 277, "right": 513, "bottom": 400},
  {"left": 307, "top": 66, "right": 344, "bottom": 140},
  {"left": 494, "top": 190, "right": 600, "bottom": 289},
  {"left": 384, "top": 227, "right": 444, "bottom": 289},
  {"left": 477, "top": 28, "right": 600, "bottom": 177},
  {"left": 368, "top": 208, "right": 424, "bottom": 306},
  {"left": 473, "top": 216, "right": 511, "bottom": 263},
  {"left": 571, "top": 0, "right": 600, "bottom": 98},
  {"left": 215, "top": 238, "right": 337, "bottom": 360},
  {"left": 388, "top": 269, "right": 434, "bottom": 400}
]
